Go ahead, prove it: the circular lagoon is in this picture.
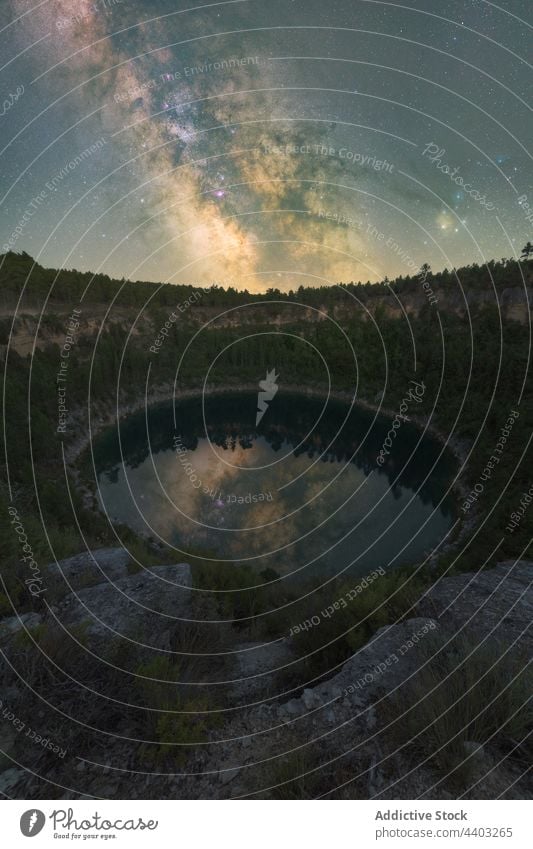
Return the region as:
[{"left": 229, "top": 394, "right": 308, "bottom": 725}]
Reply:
[{"left": 93, "top": 392, "right": 456, "bottom": 579}]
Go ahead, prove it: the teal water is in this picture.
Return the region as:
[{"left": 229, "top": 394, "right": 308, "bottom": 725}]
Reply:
[{"left": 93, "top": 392, "right": 455, "bottom": 579}]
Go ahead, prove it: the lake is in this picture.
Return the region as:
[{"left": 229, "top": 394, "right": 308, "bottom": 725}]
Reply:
[{"left": 92, "top": 392, "right": 456, "bottom": 579}]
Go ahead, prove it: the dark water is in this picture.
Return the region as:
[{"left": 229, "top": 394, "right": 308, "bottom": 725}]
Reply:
[{"left": 93, "top": 392, "right": 456, "bottom": 579}]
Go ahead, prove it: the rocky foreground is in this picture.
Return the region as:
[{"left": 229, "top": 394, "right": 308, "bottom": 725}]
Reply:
[{"left": 0, "top": 551, "right": 531, "bottom": 799}]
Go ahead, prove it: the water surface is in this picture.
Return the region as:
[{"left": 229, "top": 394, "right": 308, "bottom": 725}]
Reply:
[{"left": 93, "top": 392, "right": 455, "bottom": 579}]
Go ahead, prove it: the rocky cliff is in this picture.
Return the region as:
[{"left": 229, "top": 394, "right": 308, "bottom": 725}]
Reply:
[{"left": 0, "top": 552, "right": 531, "bottom": 799}]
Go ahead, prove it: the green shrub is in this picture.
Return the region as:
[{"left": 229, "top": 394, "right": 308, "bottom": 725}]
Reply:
[
  {"left": 135, "top": 655, "right": 221, "bottom": 766},
  {"left": 278, "top": 566, "right": 427, "bottom": 683},
  {"left": 383, "top": 636, "right": 532, "bottom": 792}
]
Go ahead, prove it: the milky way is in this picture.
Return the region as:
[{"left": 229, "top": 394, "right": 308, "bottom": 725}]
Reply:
[{"left": 0, "top": 0, "right": 531, "bottom": 289}]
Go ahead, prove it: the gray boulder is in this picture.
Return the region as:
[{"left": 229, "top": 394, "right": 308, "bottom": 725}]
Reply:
[
  {"left": 58, "top": 563, "right": 192, "bottom": 645},
  {"left": 417, "top": 561, "right": 533, "bottom": 654},
  {"left": 232, "top": 639, "right": 295, "bottom": 704},
  {"left": 276, "top": 617, "right": 439, "bottom": 718},
  {"left": 0, "top": 612, "right": 42, "bottom": 639},
  {"left": 47, "top": 547, "right": 133, "bottom": 590}
]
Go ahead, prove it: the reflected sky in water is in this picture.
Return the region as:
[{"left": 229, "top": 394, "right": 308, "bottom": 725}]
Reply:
[{"left": 94, "top": 393, "right": 456, "bottom": 578}]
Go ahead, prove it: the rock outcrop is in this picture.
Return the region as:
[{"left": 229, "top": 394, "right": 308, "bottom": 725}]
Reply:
[
  {"left": 417, "top": 561, "right": 533, "bottom": 654},
  {"left": 47, "top": 547, "right": 133, "bottom": 589},
  {"left": 57, "top": 562, "right": 192, "bottom": 644},
  {"left": 0, "top": 557, "right": 531, "bottom": 800},
  {"left": 0, "top": 611, "right": 43, "bottom": 639}
]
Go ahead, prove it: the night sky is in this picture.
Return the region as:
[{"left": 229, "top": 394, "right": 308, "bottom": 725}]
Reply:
[{"left": 0, "top": 0, "right": 531, "bottom": 290}]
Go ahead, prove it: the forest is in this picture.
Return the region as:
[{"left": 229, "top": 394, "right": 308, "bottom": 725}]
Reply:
[{"left": 0, "top": 249, "right": 531, "bottom": 619}]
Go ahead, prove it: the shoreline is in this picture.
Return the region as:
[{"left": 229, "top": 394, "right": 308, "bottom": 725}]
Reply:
[
  {"left": 64, "top": 383, "right": 476, "bottom": 561},
  {"left": 65, "top": 381, "right": 470, "bottom": 465}
]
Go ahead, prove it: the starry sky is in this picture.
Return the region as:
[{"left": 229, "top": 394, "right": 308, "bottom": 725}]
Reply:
[{"left": 0, "top": 0, "right": 531, "bottom": 290}]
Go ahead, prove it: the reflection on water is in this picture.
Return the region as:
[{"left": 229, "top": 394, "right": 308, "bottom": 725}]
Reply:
[{"left": 93, "top": 393, "right": 455, "bottom": 578}]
